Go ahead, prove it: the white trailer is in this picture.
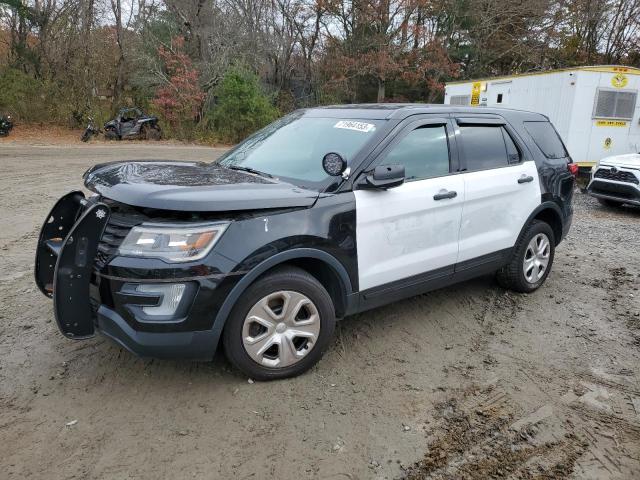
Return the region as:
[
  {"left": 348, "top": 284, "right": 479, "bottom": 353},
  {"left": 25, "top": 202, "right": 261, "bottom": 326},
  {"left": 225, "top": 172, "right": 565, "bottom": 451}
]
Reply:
[{"left": 444, "top": 66, "right": 640, "bottom": 168}]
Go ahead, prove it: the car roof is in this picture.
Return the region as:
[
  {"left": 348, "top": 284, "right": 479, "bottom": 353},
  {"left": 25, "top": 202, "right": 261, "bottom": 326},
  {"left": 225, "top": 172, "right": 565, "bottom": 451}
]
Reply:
[{"left": 302, "top": 103, "right": 547, "bottom": 122}]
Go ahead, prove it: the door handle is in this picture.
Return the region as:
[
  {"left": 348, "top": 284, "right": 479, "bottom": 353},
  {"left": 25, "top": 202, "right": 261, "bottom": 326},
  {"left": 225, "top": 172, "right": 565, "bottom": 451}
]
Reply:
[
  {"left": 433, "top": 190, "right": 457, "bottom": 201},
  {"left": 518, "top": 175, "right": 534, "bottom": 184}
]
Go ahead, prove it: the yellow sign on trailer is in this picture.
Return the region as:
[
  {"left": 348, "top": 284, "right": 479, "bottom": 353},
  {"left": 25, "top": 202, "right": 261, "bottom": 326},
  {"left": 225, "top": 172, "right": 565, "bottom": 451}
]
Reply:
[{"left": 470, "top": 82, "right": 482, "bottom": 106}]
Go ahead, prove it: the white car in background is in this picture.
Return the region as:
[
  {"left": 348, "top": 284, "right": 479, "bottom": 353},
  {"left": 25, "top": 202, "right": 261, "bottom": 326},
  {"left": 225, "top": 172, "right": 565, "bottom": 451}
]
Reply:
[{"left": 587, "top": 153, "right": 640, "bottom": 207}]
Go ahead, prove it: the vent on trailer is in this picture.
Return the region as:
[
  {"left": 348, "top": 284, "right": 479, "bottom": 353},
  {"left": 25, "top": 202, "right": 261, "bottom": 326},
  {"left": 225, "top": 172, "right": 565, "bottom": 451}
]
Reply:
[
  {"left": 450, "top": 95, "right": 471, "bottom": 106},
  {"left": 593, "top": 89, "right": 637, "bottom": 120}
]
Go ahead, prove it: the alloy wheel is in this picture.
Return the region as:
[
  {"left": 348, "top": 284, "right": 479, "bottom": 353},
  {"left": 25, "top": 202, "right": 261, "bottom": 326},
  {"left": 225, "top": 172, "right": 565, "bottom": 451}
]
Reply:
[{"left": 523, "top": 233, "right": 550, "bottom": 283}]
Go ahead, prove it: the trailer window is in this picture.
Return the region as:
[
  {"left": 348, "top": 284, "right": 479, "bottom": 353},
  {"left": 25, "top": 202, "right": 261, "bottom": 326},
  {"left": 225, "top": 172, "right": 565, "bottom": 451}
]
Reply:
[
  {"left": 593, "top": 88, "right": 637, "bottom": 120},
  {"left": 450, "top": 95, "right": 470, "bottom": 106},
  {"left": 524, "top": 121, "right": 568, "bottom": 159}
]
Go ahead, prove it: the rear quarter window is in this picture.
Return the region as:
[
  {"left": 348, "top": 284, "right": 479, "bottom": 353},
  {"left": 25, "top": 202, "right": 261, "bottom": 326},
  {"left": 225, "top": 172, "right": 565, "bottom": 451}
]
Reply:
[{"left": 523, "top": 121, "right": 568, "bottom": 159}]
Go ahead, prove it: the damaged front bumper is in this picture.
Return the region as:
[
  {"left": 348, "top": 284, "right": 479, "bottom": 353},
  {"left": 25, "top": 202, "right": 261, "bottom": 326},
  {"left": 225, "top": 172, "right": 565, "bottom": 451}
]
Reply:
[
  {"left": 35, "top": 191, "right": 110, "bottom": 338},
  {"left": 35, "top": 192, "right": 243, "bottom": 360}
]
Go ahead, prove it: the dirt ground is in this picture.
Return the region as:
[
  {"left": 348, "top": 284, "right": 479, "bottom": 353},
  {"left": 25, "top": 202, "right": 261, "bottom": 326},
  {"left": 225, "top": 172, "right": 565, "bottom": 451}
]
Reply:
[
  {"left": 1, "top": 142, "right": 639, "bottom": 480},
  {"left": 0, "top": 124, "right": 229, "bottom": 147}
]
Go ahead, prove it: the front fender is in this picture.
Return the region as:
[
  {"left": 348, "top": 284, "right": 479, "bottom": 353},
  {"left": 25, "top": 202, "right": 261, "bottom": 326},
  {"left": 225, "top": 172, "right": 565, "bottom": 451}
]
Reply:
[{"left": 209, "top": 248, "right": 353, "bottom": 348}]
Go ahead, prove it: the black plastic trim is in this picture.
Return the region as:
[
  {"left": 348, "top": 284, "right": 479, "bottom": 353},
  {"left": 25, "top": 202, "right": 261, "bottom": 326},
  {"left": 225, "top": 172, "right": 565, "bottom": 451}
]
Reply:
[
  {"left": 357, "top": 249, "right": 512, "bottom": 313},
  {"left": 97, "top": 306, "right": 218, "bottom": 360},
  {"left": 518, "top": 201, "right": 566, "bottom": 245}
]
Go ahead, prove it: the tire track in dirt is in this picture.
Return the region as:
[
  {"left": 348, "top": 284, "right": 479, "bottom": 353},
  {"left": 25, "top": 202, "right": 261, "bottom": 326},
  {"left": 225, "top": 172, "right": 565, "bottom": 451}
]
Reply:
[{"left": 403, "top": 385, "right": 587, "bottom": 479}]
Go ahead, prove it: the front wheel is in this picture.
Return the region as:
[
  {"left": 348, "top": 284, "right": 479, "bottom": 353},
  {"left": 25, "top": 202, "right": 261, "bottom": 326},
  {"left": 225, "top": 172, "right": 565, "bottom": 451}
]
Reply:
[
  {"left": 104, "top": 127, "right": 119, "bottom": 140},
  {"left": 496, "top": 220, "right": 555, "bottom": 293},
  {"left": 222, "top": 267, "right": 336, "bottom": 381}
]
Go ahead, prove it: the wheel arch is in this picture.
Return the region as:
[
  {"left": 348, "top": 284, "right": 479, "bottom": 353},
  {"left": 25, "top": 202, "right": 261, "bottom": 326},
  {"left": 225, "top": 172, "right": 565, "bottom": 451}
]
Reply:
[
  {"left": 520, "top": 202, "right": 564, "bottom": 246},
  {"left": 212, "top": 248, "right": 353, "bottom": 342}
]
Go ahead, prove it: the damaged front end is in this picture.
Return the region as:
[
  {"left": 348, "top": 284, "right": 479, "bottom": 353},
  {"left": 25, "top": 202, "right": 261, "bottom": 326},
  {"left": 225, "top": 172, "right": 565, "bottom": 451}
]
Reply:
[
  {"left": 35, "top": 191, "right": 110, "bottom": 338},
  {"left": 33, "top": 189, "right": 246, "bottom": 360}
]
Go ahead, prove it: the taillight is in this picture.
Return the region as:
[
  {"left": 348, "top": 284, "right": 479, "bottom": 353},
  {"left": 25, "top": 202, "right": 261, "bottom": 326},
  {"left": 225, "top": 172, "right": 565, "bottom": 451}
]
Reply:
[{"left": 568, "top": 163, "right": 579, "bottom": 176}]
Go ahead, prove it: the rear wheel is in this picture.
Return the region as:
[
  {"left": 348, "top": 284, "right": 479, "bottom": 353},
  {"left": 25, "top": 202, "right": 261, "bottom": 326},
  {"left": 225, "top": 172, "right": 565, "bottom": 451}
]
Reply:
[
  {"left": 222, "top": 267, "right": 336, "bottom": 381},
  {"left": 143, "top": 124, "right": 162, "bottom": 140},
  {"left": 598, "top": 198, "right": 623, "bottom": 208},
  {"left": 496, "top": 220, "right": 555, "bottom": 293}
]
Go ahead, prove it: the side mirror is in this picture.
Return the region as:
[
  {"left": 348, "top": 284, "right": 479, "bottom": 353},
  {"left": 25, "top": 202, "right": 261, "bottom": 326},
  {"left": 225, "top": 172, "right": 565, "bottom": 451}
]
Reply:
[{"left": 359, "top": 164, "right": 405, "bottom": 190}]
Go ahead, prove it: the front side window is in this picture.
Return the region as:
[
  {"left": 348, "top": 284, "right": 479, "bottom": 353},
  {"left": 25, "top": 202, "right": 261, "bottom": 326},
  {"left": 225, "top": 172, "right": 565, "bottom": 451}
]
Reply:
[
  {"left": 458, "top": 125, "right": 515, "bottom": 171},
  {"left": 217, "top": 112, "right": 383, "bottom": 189},
  {"left": 380, "top": 125, "right": 450, "bottom": 181}
]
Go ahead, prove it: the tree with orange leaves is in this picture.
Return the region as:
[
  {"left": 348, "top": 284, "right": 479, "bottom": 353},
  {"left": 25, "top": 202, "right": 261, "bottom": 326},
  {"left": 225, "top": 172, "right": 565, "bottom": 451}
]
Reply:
[
  {"left": 152, "top": 36, "right": 206, "bottom": 136},
  {"left": 320, "top": 0, "right": 458, "bottom": 103}
]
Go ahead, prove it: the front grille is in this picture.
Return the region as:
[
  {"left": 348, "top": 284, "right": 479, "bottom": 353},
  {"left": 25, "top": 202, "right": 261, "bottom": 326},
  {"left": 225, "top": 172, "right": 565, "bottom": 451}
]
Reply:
[
  {"left": 94, "top": 208, "right": 148, "bottom": 269},
  {"left": 594, "top": 168, "right": 639, "bottom": 184}
]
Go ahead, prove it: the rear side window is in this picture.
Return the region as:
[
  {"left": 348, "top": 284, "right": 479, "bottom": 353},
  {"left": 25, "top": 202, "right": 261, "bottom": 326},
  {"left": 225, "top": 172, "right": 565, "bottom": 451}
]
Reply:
[
  {"left": 381, "top": 125, "right": 450, "bottom": 181},
  {"left": 458, "top": 125, "right": 517, "bottom": 171},
  {"left": 523, "top": 121, "right": 568, "bottom": 159}
]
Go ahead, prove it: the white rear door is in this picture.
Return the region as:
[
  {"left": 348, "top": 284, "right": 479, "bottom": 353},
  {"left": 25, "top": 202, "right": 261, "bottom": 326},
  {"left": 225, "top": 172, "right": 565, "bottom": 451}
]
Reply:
[
  {"left": 454, "top": 120, "right": 541, "bottom": 263},
  {"left": 355, "top": 118, "right": 464, "bottom": 291}
]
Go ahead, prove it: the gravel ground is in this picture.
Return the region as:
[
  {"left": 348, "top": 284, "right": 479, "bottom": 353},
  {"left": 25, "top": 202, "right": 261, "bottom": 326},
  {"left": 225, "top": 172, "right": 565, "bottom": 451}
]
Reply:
[{"left": 1, "top": 143, "right": 639, "bottom": 479}]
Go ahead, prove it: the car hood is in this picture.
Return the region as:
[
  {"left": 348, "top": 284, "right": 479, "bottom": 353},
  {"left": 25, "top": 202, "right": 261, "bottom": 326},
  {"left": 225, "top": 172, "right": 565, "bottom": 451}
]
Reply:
[
  {"left": 599, "top": 153, "right": 640, "bottom": 169},
  {"left": 83, "top": 161, "right": 319, "bottom": 212}
]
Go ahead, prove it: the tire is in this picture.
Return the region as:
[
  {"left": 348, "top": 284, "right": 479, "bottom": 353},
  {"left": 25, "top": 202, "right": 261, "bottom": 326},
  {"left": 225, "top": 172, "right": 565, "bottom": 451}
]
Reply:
[
  {"left": 222, "top": 266, "right": 336, "bottom": 381},
  {"left": 598, "top": 198, "right": 623, "bottom": 208},
  {"left": 496, "top": 220, "right": 555, "bottom": 293},
  {"left": 80, "top": 130, "right": 91, "bottom": 142},
  {"left": 104, "top": 127, "right": 119, "bottom": 140},
  {"left": 142, "top": 123, "right": 162, "bottom": 140}
]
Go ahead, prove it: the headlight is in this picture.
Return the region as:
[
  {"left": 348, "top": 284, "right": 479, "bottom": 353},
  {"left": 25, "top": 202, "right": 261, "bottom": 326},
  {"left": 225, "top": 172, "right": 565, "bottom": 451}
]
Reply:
[{"left": 118, "top": 222, "right": 229, "bottom": 262}]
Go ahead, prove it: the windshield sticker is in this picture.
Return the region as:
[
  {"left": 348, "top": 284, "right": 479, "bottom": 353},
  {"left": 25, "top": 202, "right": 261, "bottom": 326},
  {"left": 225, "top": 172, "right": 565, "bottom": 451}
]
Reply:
[{"left": 334, "top": 121, "right": 376, "bottom": 133}]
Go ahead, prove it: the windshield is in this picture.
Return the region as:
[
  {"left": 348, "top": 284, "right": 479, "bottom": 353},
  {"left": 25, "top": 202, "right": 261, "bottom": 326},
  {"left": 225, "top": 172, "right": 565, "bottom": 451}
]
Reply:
[{"left": 216, "top": 112, "right": 383, "bottom": 188}]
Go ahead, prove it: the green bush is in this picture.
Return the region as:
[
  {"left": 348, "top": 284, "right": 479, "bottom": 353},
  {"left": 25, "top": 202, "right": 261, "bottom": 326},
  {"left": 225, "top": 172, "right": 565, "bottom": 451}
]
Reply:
[
  {"left": 0, "top": 68, "right": 48, "bottom": 121},
  {"left": 211, "top": 68, "right": 279, "bottom": 143}
]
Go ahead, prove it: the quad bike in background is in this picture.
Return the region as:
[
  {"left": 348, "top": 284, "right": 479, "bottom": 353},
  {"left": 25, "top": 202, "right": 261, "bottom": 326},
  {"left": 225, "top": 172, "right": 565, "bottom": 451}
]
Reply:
[
  {"left": 0, "top": 114, "right": 14, "bottom": 137},
  {"left": 104, "top": 107, "right": 162, "bottom": 140},
  {"left": 80, "top": 117, "right": 101, "bottom": 142}
]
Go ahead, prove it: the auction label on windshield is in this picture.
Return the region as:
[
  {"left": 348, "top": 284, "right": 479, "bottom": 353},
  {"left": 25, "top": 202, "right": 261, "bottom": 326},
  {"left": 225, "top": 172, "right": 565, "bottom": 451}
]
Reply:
[{"left": 334, "top": 121, "right": 376, "bottom": 133}]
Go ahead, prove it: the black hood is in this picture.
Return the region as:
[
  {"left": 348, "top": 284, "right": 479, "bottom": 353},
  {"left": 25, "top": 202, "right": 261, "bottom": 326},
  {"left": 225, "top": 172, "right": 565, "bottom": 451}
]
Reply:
[{"left": 83, "top": 161, "right": 319, "bottom": 212}]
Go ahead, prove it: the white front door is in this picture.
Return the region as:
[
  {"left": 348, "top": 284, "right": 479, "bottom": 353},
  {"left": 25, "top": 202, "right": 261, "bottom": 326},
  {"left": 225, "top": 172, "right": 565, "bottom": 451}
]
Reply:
[
  {"left": 354, "top": 120, "right": 464, "bottom": 291},
  {"left": 454, "top": 123, "right": 541, "bottom": 262}
]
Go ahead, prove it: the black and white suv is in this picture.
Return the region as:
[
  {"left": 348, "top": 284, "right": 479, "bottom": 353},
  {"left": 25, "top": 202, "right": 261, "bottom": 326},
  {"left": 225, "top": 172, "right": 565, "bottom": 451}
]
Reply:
[
  {"left": 587, "top": 153, "right": 640, "bottom": 207},
  {"left": 35, "top": 105, "right": 575, "bottom": 380}
]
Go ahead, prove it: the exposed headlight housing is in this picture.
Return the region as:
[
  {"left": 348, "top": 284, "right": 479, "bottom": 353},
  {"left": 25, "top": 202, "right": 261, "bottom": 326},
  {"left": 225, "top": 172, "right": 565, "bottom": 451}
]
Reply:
[{"left": 118, "top": 222, "right": 229, "bottom": 262}]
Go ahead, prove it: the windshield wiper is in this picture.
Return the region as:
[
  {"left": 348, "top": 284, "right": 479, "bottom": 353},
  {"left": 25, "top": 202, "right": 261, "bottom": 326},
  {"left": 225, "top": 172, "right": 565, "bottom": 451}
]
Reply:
[{"left": 226, "top": 165, "right": 274, "bottom": 179}]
